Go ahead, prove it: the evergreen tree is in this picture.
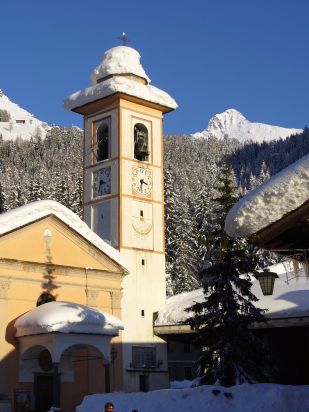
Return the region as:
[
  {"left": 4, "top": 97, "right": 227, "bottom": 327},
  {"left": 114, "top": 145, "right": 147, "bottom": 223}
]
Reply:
[
  {"left": 188, "top": 162, "right": 272, "bottom": 386},
  {"left": 0, "top": 183, "right": 8, "bottom": 214}
]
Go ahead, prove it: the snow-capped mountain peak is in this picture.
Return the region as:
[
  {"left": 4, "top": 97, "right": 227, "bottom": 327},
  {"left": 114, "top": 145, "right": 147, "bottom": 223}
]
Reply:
[
  {"left": 0, "top": 89, "right": 50, "bottom": 140},
  {"left": 193, "top": 109, "right": 302, "bottom": 143}
]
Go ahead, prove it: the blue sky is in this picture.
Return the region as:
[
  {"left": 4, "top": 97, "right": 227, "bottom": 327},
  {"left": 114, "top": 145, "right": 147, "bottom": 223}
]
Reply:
[{"left": 1, "top": 0, "right": 309, "bottom": 134}]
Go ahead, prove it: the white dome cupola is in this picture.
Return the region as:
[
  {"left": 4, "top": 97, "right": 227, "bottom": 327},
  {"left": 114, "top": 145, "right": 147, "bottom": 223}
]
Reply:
[{"left": 91, "top": 45, "right": 151, "bottom": 85}]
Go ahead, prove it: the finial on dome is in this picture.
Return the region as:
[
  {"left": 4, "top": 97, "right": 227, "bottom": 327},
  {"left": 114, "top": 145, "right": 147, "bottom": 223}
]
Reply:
[{"left": 118, "top": 32, "right": 130, "bottom": 46}]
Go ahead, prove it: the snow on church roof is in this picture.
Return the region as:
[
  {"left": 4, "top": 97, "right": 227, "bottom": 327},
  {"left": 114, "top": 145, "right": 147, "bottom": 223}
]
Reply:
[
  {"left": 0, "top": 200, "right": 128, "bottom": 272},
  {"left": 90, "top": 46, "right": 150, "bottom": 85},
  {"left": 155, "top": 262, "right": 309, "bottom": 326},
  {"left": 15, "top": 301, "right": 123, "bottom": 337},
  {"left": 225, "top": 153, "right": 309, "bottom": 238},
  {"left": 64, "top": 46, "right": 177, "bottom": 112}
]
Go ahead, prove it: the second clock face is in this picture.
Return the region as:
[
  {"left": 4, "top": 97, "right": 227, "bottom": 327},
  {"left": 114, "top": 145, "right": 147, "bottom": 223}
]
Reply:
[
  {"left": 132, "top": 166, "right": 152, "bottom": 196},
  {"left": 93, "top": 167, "right": 111, "bottom": 197}
]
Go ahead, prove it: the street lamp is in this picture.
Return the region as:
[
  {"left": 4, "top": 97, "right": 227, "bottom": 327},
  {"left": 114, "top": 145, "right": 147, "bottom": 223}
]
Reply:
[{"left": 254, "top": 269, "right": 278, "bottom": 296}]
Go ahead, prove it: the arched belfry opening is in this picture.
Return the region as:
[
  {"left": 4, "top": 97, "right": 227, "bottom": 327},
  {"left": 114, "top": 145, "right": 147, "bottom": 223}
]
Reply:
[
  {"left": 134, "top": 123, "right": 149, "bottom": 161},
  {"left": 96, "top": 121, "right": 110, "bottom": 161}
]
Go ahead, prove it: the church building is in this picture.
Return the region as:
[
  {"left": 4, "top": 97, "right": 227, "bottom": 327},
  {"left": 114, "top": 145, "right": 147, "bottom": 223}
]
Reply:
[{"left": 0, "top": 43, "right": 177, "bottom": 412}]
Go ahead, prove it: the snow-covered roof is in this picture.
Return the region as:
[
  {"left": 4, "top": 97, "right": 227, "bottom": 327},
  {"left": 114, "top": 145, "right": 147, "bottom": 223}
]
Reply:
[
  {"left": 0, "top": 200, "right": 128, "bottom": 272},
  {"left": 155, "top": 262, "right": 309, "bottom": 326},
  {"left": 14, "top": 301, "right": 123, "bottom": 336},
  {"left": 225, "top": 153, "right": 309, "bottom": 238},
  {"left": 64, "top": 46, "right": 177, "bottom": 112},
  {"left": 90, "top": 46, "right": 150, "bottom": 85},
  {"left": 64, "top": 75, "right": 177, "bottom": 112}
]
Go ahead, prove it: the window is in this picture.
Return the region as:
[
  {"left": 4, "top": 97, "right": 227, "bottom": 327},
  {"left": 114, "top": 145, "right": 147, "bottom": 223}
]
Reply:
[
  {"left": 134, "top": 123, "right": 149, "bottom": 161},
  {"left": 36, "top": 292, "right": 55, "bottom": 307},
  {"left": 132, "top": 346, "right": 156, "bottom": 368},
  {"left": 94, "top": 118, "right": 110, "bottom": 162}
]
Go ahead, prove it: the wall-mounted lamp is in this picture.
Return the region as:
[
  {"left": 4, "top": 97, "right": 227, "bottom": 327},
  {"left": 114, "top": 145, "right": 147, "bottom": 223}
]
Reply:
[{"left": 254, "top": 268, "right": 278, "bottom": 296}]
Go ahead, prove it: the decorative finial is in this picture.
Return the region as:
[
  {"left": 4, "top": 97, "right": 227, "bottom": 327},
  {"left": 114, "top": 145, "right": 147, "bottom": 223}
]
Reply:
[{"left": 118, "top": 32, "right": 130, "bottom": 46}]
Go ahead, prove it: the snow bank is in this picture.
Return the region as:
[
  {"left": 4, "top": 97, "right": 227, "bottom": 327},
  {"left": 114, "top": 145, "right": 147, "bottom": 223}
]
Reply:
[
  {"left": 170, "top": 380, "right": 194, "bottom": 389},
  {"left": 90, "top": 46, "right": 150, "bottom": 85},
  {"left": 156, "top": 262, "right": 309, "bottom": 326},
  {"left": 0, "top": 200, "right": 128, "bottom": 272},
  {"left": 225, "top": 153, "right": 309, "bottom": 238},
  {"left": 15, "top": 301, "right": 123, "bottom": 336},
  {"left": 77, "top": 384, "right": 309, "bottom": 412}
]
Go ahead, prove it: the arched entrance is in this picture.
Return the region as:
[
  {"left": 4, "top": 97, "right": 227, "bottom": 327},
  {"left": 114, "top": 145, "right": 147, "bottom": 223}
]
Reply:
[{"left": 15, "top": 301, "right": 123, "bottom": 412}]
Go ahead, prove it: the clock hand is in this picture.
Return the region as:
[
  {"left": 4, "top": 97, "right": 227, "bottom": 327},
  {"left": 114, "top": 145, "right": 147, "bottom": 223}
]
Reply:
[{"left": 140, "top": 179, "right": 148, "bottom": 186}]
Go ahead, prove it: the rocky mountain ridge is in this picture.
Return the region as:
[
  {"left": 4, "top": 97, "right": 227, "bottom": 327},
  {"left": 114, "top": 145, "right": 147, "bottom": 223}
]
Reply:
[{"left": 193, "top": 109, "right": 302, "bottom": 143}]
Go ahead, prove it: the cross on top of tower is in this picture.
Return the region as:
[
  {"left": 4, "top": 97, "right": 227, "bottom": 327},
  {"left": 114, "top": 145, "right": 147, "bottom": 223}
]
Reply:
[{"left": 118, "top": 32, "right": 130, "bottom": 46}]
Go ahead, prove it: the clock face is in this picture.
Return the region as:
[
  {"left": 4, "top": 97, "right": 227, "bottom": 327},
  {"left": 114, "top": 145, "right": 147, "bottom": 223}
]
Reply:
[
  {"left": 93, "top": 167, "right": 111, "bottom": 197},
  {"left": 132, "top": 166, "right": 152, "bottom": 196}
]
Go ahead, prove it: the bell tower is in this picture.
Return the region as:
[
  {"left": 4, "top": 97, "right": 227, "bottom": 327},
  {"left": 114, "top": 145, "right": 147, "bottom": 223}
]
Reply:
[{"left": 64, "top": 45, "right": 177, "bottom": 391}]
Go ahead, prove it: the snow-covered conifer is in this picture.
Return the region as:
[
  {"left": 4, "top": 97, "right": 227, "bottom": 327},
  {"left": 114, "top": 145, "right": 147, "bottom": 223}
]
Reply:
[{"left": 188, "top": 161, "right": 272, "bottom": 387}]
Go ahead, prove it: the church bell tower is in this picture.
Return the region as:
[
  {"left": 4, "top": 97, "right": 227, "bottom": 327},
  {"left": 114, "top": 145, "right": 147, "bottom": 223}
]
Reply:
[{"left": 64, "top": 44, "right": 177, "bottom": 391}]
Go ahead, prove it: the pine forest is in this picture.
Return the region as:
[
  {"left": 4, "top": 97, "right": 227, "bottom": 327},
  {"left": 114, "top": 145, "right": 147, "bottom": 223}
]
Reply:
[{"left": 0, "top": 126, "right": 309, "bottom": 295}]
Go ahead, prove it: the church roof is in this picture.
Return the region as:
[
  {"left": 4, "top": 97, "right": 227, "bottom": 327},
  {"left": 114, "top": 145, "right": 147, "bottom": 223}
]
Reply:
[
  {"left": 0, "top": 200, "right": 128, "bottom": 272},
  {"left": 15, "top": 301, "right": 123, "bottom": 336},
  {"left": 64, "top": 45, "right": 177, "bottom": 112},
  {"left": 90, "top": 46, "right": 150, "bottom": 85}
]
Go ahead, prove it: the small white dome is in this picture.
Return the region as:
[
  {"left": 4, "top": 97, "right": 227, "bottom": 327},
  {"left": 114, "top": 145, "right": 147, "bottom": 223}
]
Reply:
[
  {"left": 15, "top": 301, "right": 123, "bottom": 336},
  {"left": 91, "top": 46, "right": 150, "bottom": 85}
]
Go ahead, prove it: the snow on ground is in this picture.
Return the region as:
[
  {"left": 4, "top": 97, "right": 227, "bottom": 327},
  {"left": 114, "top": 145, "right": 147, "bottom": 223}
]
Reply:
[
  {"left": 14, "top": 301, "right": 123, "bottom": 337},
  {"left": 77, "top": 384, "right": 309, "bottom": 412},
  {"left": 170, "top": 380, "right": 194, "bottom": 389},
  {"left": 0, "top": 89, "right": 49, "bottom": 140},
  {"left": 155, "top": 262, "right": 309, "bottom": 326},
  {"left": 0, "top": 200, "right": 128, "bottom": 272},
  {"left": 225, "top": 153, "right": 309, "bottom": 238},
  {"left": 192, "top": 108, "right": 302, "bottom": 143}
]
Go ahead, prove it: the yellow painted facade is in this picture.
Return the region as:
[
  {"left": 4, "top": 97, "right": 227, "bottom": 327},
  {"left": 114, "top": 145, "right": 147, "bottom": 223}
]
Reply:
[{"left": 0, "top": 213, "right": 126, "bottom": 412}]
